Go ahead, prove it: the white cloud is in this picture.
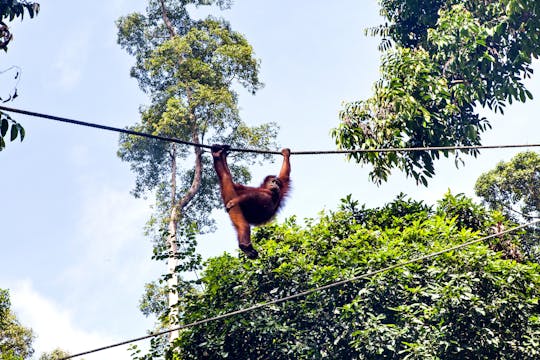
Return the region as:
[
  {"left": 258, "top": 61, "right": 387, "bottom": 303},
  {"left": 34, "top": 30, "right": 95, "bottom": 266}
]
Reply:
[
  {"left": 10, "top": 280, "right": 133, "bottom": 360},
  {"left": 21, "top": 172, "right": 163, "bottom": 359}
]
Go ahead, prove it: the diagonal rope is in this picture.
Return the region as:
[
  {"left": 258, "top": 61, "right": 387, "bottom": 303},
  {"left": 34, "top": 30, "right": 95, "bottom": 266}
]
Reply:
[
  {"left": 59, "top": 218, "right": 540, "bottom": 360},
  {"left": 0, "top": 105, "right": 213, "bottom": 149},
  {"left": 2, "top": 105, "right": 540, "bottom": 155}
]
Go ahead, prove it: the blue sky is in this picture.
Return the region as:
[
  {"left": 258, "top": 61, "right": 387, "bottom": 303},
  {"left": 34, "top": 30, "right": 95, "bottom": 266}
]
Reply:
[{"left": 1, "top": 1, "right": 539, "bottom": 359}]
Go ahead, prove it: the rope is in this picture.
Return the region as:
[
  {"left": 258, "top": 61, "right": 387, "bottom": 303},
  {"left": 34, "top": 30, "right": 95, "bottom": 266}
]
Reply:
[
  {"left": 0, "top": 105, "right": 213, "bottom": 150},
  {"left": 1, "top": 105, "right": 540, "bottom": 155},
  {"left": 59, "top": 218, "right": 540, "bottom": 360}
]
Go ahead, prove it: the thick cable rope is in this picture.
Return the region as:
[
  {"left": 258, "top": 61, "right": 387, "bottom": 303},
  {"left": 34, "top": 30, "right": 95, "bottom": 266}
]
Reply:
[
  {"left": 1, "top": 105, "right": 540, "bottom": 155},
  {"left": 59, "top": 218, "right": 540, "bottom": 360},
  {"left": 0, "top": 105, "right": 213, "bottom": 149}
]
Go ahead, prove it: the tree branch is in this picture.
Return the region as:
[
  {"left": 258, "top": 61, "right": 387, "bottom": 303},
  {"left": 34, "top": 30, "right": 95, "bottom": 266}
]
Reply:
[{"left": 159, "top": 0, "right": 177, "bottom": 37}]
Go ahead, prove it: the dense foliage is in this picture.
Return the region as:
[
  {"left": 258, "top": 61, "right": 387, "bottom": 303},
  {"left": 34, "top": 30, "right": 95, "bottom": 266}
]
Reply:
[
  {"left": 0, "top": 289, "right": 34, "bottom": 360},
  {"left": 134, "top": 193, "right": 540, "bottom": 359},
  {"left": 333, "top": 0, "right": 540, "bottom": 185},
  {"left": 476, "top": 151, "right": 540, "bottom": 220},
  {"left": 475, "top": 151, "right": 540, "bottom": 261}
]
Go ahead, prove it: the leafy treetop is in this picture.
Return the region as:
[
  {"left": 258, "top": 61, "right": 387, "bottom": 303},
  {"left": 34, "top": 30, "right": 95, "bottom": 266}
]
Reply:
[
  {"left": 333, "top": 0, "right": 540, "bottom": 185},
  {"left": 134, "top": 193, "right": 540, "bottom": 359}
]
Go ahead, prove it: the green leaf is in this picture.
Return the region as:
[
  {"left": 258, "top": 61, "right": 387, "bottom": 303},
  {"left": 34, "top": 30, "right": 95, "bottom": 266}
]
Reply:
[
  {"left": 18, "top": 124, "right": 25, "bottom": 141},
  {"left": 1, "top": 118, "right": 8, "bottom": 137},
  {"left": 10, "top": 123, "right": 18, "bottom": 141}
]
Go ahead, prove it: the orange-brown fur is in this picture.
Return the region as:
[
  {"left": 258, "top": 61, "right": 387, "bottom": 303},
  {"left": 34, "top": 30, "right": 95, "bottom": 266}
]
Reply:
[{"left": 212, "top": 144, "right": 291, "bottom": 259}]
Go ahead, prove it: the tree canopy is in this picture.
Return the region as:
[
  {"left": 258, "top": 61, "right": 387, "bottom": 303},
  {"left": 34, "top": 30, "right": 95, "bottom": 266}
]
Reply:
[
  {"left": 332, "top": 0, "right": 540, "bottom": 185},
  {"left": 116, "top": 0, "right": 277, "bottom": 239},
  {"left": 475, "top": 151, "right": 540, "bottom": 261},
  {"left": 476, "top": 151, "right": 540, "bottom": 220},
  {"left": 133, "top": 193, "right": 540, "bottom": 359},
  {"left": 0, "top": 289, "right": 34, "bottom": 360}
]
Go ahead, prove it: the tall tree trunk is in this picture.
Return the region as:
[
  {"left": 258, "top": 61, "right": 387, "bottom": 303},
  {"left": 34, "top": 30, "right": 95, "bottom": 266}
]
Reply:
[
  {"left": 165, "top": 128, "right": 203, "bottom": 345},
  {"left": 159, "top": 0, "right": 205, "bottom": 343},
  {"left": 167, "top": 144, "right": 180, "bottom": 341}
]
